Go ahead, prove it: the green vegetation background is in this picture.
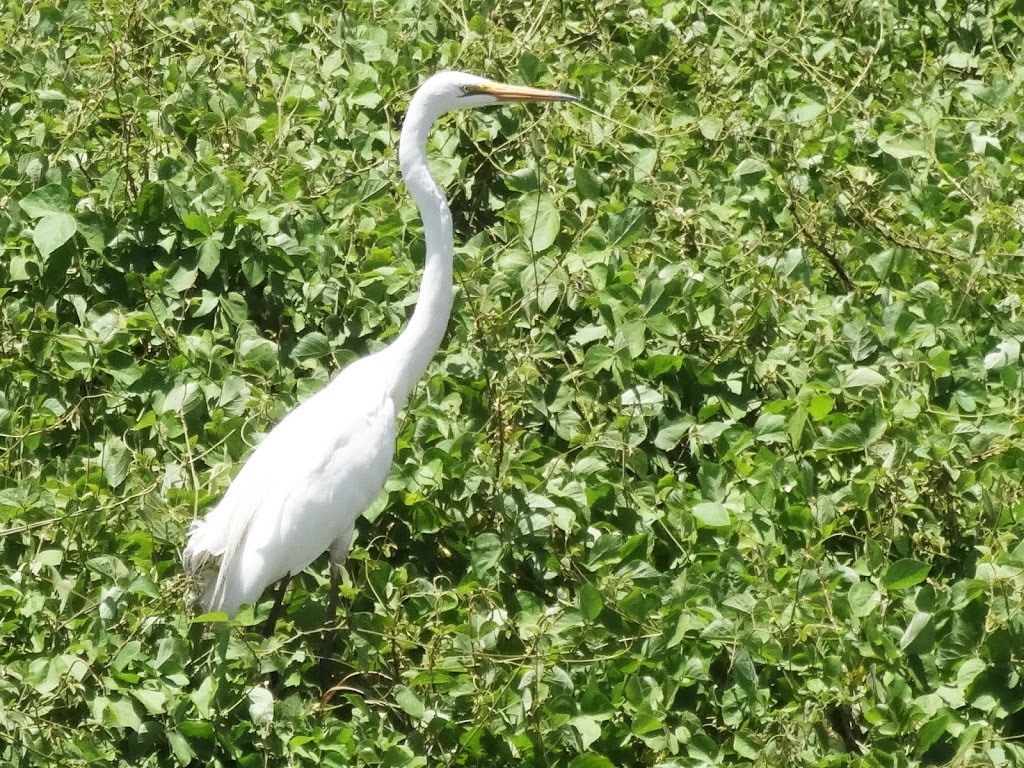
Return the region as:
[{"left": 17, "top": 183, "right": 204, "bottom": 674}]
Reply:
[{"left": 2, "top": 0, "right": 1024, "bottom": 765}]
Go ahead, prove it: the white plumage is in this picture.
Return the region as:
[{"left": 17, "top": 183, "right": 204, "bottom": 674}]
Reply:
[
  {"left": 182, "top": 358, "right": 395, "bottom": 616},
  {"left": 182, "top": 71, "right": 576, "bottom": 623}
]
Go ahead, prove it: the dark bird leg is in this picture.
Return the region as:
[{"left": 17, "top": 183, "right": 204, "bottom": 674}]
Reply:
[
  {"left": 320, "top": 532, "right": 353, "bottom": 690},
  {"left": 263, "top": 573, "right": 291, "bottom": 637},
  {"left": 319, "top": 558, "right": 343, "bottom": 690}
]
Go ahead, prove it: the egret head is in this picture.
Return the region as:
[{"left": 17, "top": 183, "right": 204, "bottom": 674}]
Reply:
[
  {"left": 414, "top": 70, "right": 579, "bottom": 116},
  {"left": 400, "top": 70, "right": 577, "bottom": 171}
]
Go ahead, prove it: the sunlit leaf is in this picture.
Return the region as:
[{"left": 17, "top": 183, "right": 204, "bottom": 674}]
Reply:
[
  {"left": 883, "top": 559, "right": 931, "bottom": 590},
  {"left": 19, "top": 184, "right": 70, "bottom": 218},
  {"left": 878, "top": 132, "right": 927, "bottom": 159},
  {"left": 692, "top": 501, "right": 731, "bottom": 528},
  {"left": 395, "top": 686, "right": 426, "bottom": 720},
  {"left": 844, "top": 366, "right": 886, "bottom": 389},
  {"left": 291, "top": 331, "right": 331, "bottom": 363},
  {"left": 579, "top": 582, "right": 602, "bottom": 621},
  {"left": 247, "top": 687, "right": 274, "bottom": 727},
  {"left": 32, "top": 212, "right": 77, "bottom": 258},
  {"left": 520, "top": 193, "right": 559, "bottom": 252},
  {"left": 984, "top": 338, "right": 1020, "bottom": 371},
  {"left": 100, "top": 436, "right": 132, "bottom": 490}
]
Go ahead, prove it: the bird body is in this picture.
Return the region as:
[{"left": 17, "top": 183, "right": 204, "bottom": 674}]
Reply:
[
  {"left": 183, "top": 357, "right": 396, "bottom": 615},
  {"left": 182, "top": 71, "right": 576, "bottom": 621}
]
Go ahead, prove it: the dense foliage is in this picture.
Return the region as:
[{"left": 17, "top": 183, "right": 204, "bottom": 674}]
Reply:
[{"left": 2, "top": 0, "right": 1024, "bottom": 765}]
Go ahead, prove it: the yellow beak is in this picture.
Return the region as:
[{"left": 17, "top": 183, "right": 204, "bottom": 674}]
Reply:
[{"left": 477, "top": 82, "right": 579, "bottom": 103}]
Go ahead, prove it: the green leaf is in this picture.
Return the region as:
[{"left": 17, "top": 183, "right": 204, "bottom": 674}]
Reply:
[
  {"left": 790, "top": 101, "right": 825, "bottom": 123},
  {"left": 732, "top": 157, "right": 766, "bottom": 179},
  {"left": 918, "top": 711, "right": 952, "bottom": 752},
  {"left": 239, "top": 338, "right": 278, "bottom": 373},
  {"left": 984, "top": 339, "right": 1020, "bottom": 371},
  {"left": 506, "top": 167, "right": 538, "bottom": 192},
  {"left": 241, "top": 254, "right": 266, "bottom": 287},
  {"left": 395, "top": 686, "right": 426, "bottom": 720},
  {"left": 877, "top": 132, "right": 927, "bottom": 159},
  {"left": 570, "top": 716, "right": 602, "bottom": 750},
  {"left": 754, "top": 413, "right": 787, "bottom": 443},
  {"left": 847, "top": 581, "right": 879, "bottom": 617},
  {"left": 775, "top": 246, "right": 809, "bottom": 279},
  {"left": 579, "top": 582, "right": 602, "bottom": 621},
  {"left": 100, "top": 436, "right": 132, "bottom": 490},
  {"left": 892, "top": 398, "right": 921, "bottom": 420},
  {"left": 655, "top": 420, "right": 689, "bottom": 451},
  {"left": 733, "top": 733, "right": 760, "bottom": 759},
  {"left": 183, "top": 212, "right": 212, "bottom": 235},
  {"left": 816, "top": 423, "right": 864, "bottom": 449},
  {"left": 133, "top": 688, "right": 168, "bottom": 715},
  {"left": 107, "top": 698, "right": 143, "bottom": 731},
  {"left": 692, "top": 501, "right": 731, "bottom": 528},
  {"left": 843, "top": 366, "right": 886, "bottom": 389},
  {"left": 217, "top": 374, "right": 252, "bottom": 414},
  {"left": 167, "top": 731, "right": 195, "bottom": 764},
  {"left": 583, "top": 345, "right": 614, "bottom": 374},
  {"left": 168, "top": 261, "right": 199, "bottom": 293},
  {"left": 220, "top": 292, "right": 249, "bottom": 324},
  {"left": 160, "top": 381, "right": 203, "bottom": 414},
  {"left": 247, "top": 687, "right": 274, "bottom": 727},
  {"left": 76, "top": 210, "right": 110, "bottom": 253},
  {"left": 189, "top": 676, "right": 215, "bottom": 718},
  {"left": 32, "top": 212, "right": 77, "bottom": 258},
  {"left": 787, "top": 405, "right": 807, "bottom": 446},
  {"left": 381, "top": 745, "right": 417, "bottom": 768},
  {"left": 575, "top": 164, "right": 602, "bottom": 199},
  {"left": 471, "top": 533, "right": 503, "bottom": 578},
  {"left": 607, "top": 208, "right": 645, "bottom": 246},
  {"left": 572, "top": 324, "right": 607, "bottom": 345},
  {"left": 699, "top": 115, "right": 723, "bottom": 139},
  {"left": 899, "top": 611, "right": 934, "bottom": 653},
  {"left": 136, "top": 182, "right": 165, "bottom": 222},
  {"left": 9, "top": 254, "right": 39, "bottom": 281},
  {"left": 19, "top": 184, "right": 71, "bottom": 218},
  {"left": 956, "top": 658, "right": 986, "bottom": 688},
  {"left": 198, "top": 238, "right": 221, "bottom": 276},
  {"left": 520, "top": 193, "right": 559, "bottom": 252},
  {"left": 639, "top": 354, "right": 681, "bottom": 377},
  {"left": 291, "top": 331, "right": 331, "bottom": 363},
  {"left": 882, "top": 559, "right": 931, "bottom": 590},
  {"left": 35, "top": 549, "right": 63, "bottom": 567}
]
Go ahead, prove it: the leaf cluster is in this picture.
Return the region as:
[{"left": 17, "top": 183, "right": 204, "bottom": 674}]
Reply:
[{"left": 2, "top": 0, "right": 1024, "bottom": 766}]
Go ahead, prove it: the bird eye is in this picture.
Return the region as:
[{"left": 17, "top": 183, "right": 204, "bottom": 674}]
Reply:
[{"left": 459, "top": 84, "right": 478, "bottom": 97}]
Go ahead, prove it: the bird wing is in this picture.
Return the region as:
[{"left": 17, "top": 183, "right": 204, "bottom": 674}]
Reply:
[{"left": 183, "top": 359, "right": 397, "bottom": 615}]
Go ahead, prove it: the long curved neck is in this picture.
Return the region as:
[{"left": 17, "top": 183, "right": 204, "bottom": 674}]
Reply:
[{"left": 383, "top": 95, "right": 455, "bottom": 409}]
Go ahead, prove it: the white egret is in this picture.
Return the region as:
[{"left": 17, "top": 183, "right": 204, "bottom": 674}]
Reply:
[{"left": 181, "top": 72, "right": 577, "bottom": 652}]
